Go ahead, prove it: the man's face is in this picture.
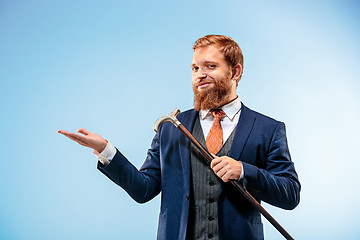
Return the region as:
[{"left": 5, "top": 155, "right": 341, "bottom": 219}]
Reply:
[{"left": 191, "top": 44, "right": 237, "bottom": 111}]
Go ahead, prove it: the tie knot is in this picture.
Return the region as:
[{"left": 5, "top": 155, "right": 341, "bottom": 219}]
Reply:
[{"left": 211, "top": 109, "right": 225, "bottom": 119}]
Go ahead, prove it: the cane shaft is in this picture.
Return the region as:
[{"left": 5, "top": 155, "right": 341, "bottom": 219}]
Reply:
[
  {"left": 177, "top": 123, "right": 294, "bottom": 240},
  {"left": 178, "top": 124, "right": 212, "bottom": 164}
]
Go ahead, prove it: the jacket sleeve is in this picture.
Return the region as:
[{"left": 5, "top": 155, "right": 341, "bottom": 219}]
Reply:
[
  {"left": 242, "top": 122, "right": 301, "bottom": 210},
  {"left": 97, "top": 130, "right": 162, "bottom": 204}
]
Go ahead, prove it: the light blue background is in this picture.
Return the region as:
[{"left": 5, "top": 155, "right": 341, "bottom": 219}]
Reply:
[{"left": 1, "top": 0, "right": 360, "bottom": 239}]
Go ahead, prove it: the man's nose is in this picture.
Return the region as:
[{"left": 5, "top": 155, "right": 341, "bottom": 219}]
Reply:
[{"left": 195, "top": 69, "right": 207, "bottom": 80}]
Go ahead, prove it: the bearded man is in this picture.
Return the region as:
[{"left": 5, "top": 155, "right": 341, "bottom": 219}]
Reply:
[{"left": 59, "top": 35, "right": 300, "bottom": 240}]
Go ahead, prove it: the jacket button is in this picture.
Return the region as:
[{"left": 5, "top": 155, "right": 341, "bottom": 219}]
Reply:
[{"left": 186, "top": 195, "right": 190, "bottom": 200}]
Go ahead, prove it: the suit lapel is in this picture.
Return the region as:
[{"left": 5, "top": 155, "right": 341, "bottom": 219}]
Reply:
[
  {"left": 179, "top": 110, "right": 198, "bottom": 192},
  {"left": 228, "top": 104, "right": 256, "bottom": 161}
]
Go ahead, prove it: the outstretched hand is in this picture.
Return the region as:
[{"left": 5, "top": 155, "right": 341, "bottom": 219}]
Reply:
[{"left": 58, "top": 128, "right": 107, "bottom": 153}]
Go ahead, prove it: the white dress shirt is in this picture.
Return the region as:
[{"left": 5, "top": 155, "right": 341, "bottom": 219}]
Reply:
[
  {"left": 96, "top": 97, "right": 243, "bottom": 181},
  {"left": 199, "top": 97, "right": 242, "bottom": 143}
]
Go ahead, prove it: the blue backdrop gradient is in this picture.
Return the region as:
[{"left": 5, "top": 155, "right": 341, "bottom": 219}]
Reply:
[{"left": 1, "top": 0, "right": 360, "bottom": 239}]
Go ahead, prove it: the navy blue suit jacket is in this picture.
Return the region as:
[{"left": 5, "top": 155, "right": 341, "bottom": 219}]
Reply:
[{"left": 98, "top": 105, "right": 300, "bottom": 240}]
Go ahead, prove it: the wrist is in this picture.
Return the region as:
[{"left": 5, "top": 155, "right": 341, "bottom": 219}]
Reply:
[{"left": 96, "top": 139, "right": 108, "bottom": 153}]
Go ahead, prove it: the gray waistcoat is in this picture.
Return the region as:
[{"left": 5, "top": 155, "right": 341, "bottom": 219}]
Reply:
[{"left": 187, "top": 116, "right": 237, "bottom": 240}]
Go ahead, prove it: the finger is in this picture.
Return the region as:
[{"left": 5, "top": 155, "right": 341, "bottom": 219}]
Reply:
[
  {"left": 58, "top": 129, "right": 92, "bottom": 148},
  {"left": 64, "top": 133, "right": 85, "bottom": 142},
  {"left": 217, "top": 165, "right": 235, "bottom": 182},
  {"left": 222, "top": 171, "right": 239, "bottom": 182},
  {"left": 59, "top": 130, "right": 89, "bottom": 143},
  {"left": 211, "top": 157, "right": 228, "bottom": 171},
  {"left": 68, "top": 132, "right": 89, "bottom": 142},
  {"left": 77, "top": 128, "right": 90, "bottom": 135},
  {"left": 221, "top": 175, "right": 230, "bottom": 182},
  {"left": 221, "top": 165, "right": 242, "bottom": 182},
  {"left": 58, "top": 130, "right": 80, "bottom": 139},
  {"left": 58, "top": 130, "right": 74, "bottom": 138},
  {"left": 213, "top": 162, "right": 227, "bottom": 176},
  {"left": 58, "top": 129, "right": 70, "bottom": 135},
  {"left": 61, "top": 132, "right": 91, "bottom": 146},
  {"left": 216, "top": 168, "right": 229, "bottom": 182},
  {"left": 64, "top": 134, "right": 88, "bottom": 146},
  {"left": 212, "top": 162, "right": 221, "bottom": 173},
  {"left": 217, "top": 164, "right": 229, "bottom": 177},
  {"left": 210, "top": 157, "right": 222, "bottom": 168}
]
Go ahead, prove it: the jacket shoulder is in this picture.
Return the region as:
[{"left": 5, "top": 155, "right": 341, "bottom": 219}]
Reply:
[
  {"left": 176, "top": 108, "right": 197, "bottom": 122},
  {"left": 242, "top": 104, "right": 282, "bottom": 125},
  {"left": 158, "top": 108, "right": 197, "bottom": 133}
]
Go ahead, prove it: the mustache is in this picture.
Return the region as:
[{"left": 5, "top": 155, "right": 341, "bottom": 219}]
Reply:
[{"left": 194, "top": 78, "right": 213, "bottom": 87}]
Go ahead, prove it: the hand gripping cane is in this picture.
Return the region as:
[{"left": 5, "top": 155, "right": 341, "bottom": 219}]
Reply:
[{"left": 154, "top": 108, "right": 294, "bottom": 240}]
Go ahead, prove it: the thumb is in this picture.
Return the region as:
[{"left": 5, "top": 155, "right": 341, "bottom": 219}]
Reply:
[{"left": 77, "top": 128, "right": 90, "bottom": 135}]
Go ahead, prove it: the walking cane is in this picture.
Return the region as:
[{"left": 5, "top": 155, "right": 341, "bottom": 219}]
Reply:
[{"left": 154, "top": 108, "right": 294, "bottom": 240}]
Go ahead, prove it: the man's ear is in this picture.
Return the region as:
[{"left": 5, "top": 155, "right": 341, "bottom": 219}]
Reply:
[{"left": 231, "top": 64, "right": 242, "bottom": 83}]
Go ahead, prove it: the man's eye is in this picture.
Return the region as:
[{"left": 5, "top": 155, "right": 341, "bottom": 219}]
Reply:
[
  {"left": 208, "top": 65, "right": 216, "bottom": 68},
  {"left": 192, "top": 67, "right": 199, "bottom": 71}
]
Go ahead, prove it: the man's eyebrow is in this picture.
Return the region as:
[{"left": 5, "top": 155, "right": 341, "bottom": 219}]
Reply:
[
  {"left": 204, "top": 61, "right": 217, "bottom": 64},
  {"left": 191, "top": 61, "right": 217, "bottom": 67}
]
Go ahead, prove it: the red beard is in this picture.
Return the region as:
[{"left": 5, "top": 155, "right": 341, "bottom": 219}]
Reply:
[{"left": 193, "top": 72, "right": 232, "bottom": 111}]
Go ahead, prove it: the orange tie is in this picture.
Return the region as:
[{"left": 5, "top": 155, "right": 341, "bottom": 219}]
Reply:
[{"left": 206, "top": 110, "right": 226, "bottom": 154}]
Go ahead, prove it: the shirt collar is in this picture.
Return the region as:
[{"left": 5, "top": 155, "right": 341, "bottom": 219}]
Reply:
[{"left": 200, "top": 97, "right": 242, "bottom": 121}]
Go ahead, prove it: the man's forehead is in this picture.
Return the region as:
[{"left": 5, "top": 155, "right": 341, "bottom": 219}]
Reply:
[{"left": 192, "top": 45, "right": 226, "bottom": 64}]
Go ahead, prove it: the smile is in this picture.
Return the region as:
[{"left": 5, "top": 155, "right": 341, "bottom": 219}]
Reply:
[{"left": 197, "top": 82, "right": 212, "bottom": 89}]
